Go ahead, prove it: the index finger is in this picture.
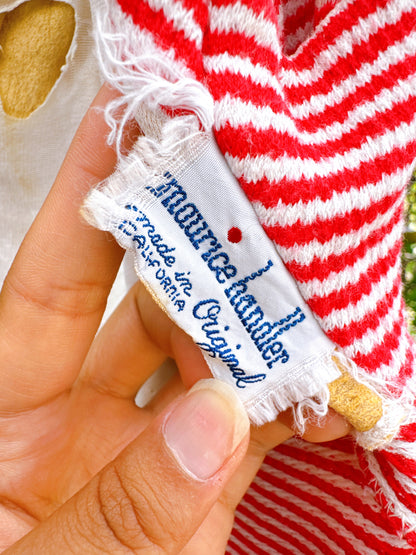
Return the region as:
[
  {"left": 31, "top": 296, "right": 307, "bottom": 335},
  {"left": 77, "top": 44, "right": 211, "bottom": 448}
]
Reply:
[{"left": 0, "top": 85, "right": 131, "bottom": 411}]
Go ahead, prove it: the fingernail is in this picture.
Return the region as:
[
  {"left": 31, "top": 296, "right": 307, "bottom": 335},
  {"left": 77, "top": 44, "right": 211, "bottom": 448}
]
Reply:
[{"left": 163, "top": 379, "right": 249, "bottom": 481}]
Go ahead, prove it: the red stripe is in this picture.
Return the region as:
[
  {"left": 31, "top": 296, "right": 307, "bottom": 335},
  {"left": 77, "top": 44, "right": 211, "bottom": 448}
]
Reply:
[
  {"left": 264, "top": 194, "right": 402, "bottom": 257},
  {"left": 180, "top": 0, "right": 207, "bottom": 27},
  {"left": 356, "top": 448, "right": 408, "bottom": 538},
  {"left": 306, "top": 239, "right": 402, "bottom": 316},
  {"left": 282, "top": 0, "right": 387, "bottom": 69},
  {"left": 395, "top": 338, "right": 416, "bottom": 390},
  {"left": 205, "top": 29, "right": 280, "bottom": 74},
  {"left": 231, "top": 143, "right": 416, "bottom": 208},
  {"left": 373, "top": 451, "right": 416, "bottom": 513},
  {"left": 272, "top": 443, "right": 405, "bottom": 537},
  {"left": 225, "top": 538, "right": 247, "bottom": 555},
  {"left": 251, "top": 473, "right": 365, "bottom": 555},
  {"left": 351, "top": 315, "right": 404, "bottom": 371},
  {"left": 325, "top": 274, "right": 402, "bottom": 350},
  {"left": 283, "top": 0, "right": 410, "bottom": 93},
  {"left": 259, "top": 457, "right": 410, "bottom": 554},
  {"left": 208, "top": 71, "right": 285, "bottom": 114},
  {"left": 238, "top": 495, "right": 320, "bottom": 554},
  {"left": 225, "top": 538, "right": 244, "bottom": 554},
  {"left": 116, "top": 0, "right": 205, "bottom": 80},
  {"left": 281, "top": 210, "right": 402, "bottom": 287},
  {"left": 213, "top": 93, "right": 416, "bottom": 161},
  {"left": 281, "top": 0, "right": 315, "bottom": 56},
  {"left": 383, "top": 450, "right": 416, "bottom": 479},
  {"left": 231, "top": 520, "right": 277, "bottom": 554},
  {"left": 243, "top": 492, "right": 330, "bottom": 553},
  {"left": 314, "top": 1, "right": 337, "bottom": 28},
  {"left": 311, "top": 435, "right": 358, "bottom": 456},
  {"left": 295, "top": 54, "right": 416, "bottom": 132},
  {"left": 397, "top": 424, "right": 416, "bottom": 442},
  {"left": 274, "top": 442, "right": 365, "bottom": 486}
]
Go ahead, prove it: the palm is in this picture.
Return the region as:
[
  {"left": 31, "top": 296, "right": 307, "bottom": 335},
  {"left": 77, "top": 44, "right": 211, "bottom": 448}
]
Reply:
[{"left": 0, "top": 277, "right": 258, "bottom": 553}]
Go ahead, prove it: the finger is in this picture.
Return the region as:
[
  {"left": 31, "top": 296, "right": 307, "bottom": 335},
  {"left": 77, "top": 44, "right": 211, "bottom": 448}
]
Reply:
[
  {"left": 0, "top": 85, "right": 138, "bottom": 410},
  {"left": 77, "top": 282, "right": 166, "bottom": 399},
  {"left": 78, "top": 281, "right": 210, "bottom": 400},
  {"left": 277, "top": 406, "right": 352, "bottom": 444},
  {"left": 5, "top": 380, "right": 250, "bottom": 554}
]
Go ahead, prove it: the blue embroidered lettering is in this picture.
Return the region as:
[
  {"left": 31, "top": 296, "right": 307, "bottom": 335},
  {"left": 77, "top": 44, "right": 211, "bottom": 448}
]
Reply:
[
  {"left": 174, "top": 271, "right": 192, "bottom": 297},
  {"left": 118, "top": 219, "right": 137, "bottom": 236},
  {"left": 267, "top": 349, "right": 289, "bottom": 368},
  {"left": 161, "top": 181, "right": 187, "bottom": 214},
  {"left": 124, "top": 206, "right": 176, "bottom": 267},
  {"left": 207, "top": 252, "right": 237, "bottom": 284},
  {"left": 193, "top": 299, "right": 266, "bottom": 388},
  {"left": 184, "top": 215, "right": 208, "bottom": 245},
  {"left": 174, "top": 203, "right": 199, "bottom": 227},
  {"left": 143, "top": 172, "right": 308, "bottom": 373}
]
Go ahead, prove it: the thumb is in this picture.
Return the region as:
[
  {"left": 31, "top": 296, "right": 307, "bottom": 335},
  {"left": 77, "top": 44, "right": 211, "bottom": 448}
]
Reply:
[{"left": 7, "top": 380, "right": 250, "bottom": 554}]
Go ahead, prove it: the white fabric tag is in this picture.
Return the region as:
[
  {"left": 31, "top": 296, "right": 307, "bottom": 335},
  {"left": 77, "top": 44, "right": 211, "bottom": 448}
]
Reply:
[{"left": 84, "top": 123, "right": 341, "bottom": 424}]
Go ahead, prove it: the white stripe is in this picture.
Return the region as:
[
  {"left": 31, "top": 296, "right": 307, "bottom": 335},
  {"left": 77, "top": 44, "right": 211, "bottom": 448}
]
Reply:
[
  {"left": 364, "top": 450, "right": 416, "bottom": 530},
  {"left": 284, "top": 20, "right": 314, "bottom": 55},
  {"left": 213, "top": 72, "right": 416, "bottom": 147},
  {"left": 275, "top": 194, "right": 403, "bottom": 265},
  {"left": 237, "top": 499, "right": 327, "bottom": 554},
  {"left": 267, "top": 448, "right": 382, "bottom": 523},
  {"left": 233, "top": 517, "right": 296, "bottom": 554},
  {"left": 261, "top": 457, "right": 412, "bottom": 549},
  {"left": 225, "top": 112, "right": 416, "bottom": 183},
  {"left": 146, "top": 0, "right": 203, "bottom": 46},
  {"left": 386, "top": 437, "right": 416, "bottom": 461},
  {"left": 281, "top": 0, "right": 310, "bottom": 19},
  {"left": 204, "top": 52, "right": 282, "bottom": 90},
  {"left": 318, "top": 254, "right": 402, "bottom": 332},
  {"left": 214, "top": 94, "right": 297, "bottom": 135},
  {"left": 227, "top": 529, "right": 258, "bottom": 554},
  {"left": 253, "top": 474, "right": 380, "bottom": 553},
  {"left": 280, "top": 0, "right": 412, "bottom": 86},
  {"left": 241, "top": 494, "right": 344, "bottom": 554},
  {"left": 343, "top": 284, "right": 403, "bottom": 357},
  {"left": 209, "top": 1, "right": 281, "bottom": 57},
  {"left": 290, "top": 30, "right": 416, "bottom": 119},
  {"left": 283, "top": 438, "right": 363, "bottom": 468},
  {"left": 252, "top": 165, "right": 412, "bottom": 228},
  {"left": 373, "top": 311, "right": 412, "bottom": 379},
  {"left": 316, "top": 0, "right": 336, "bottom": 8},
  {"left": 205, "top": 28, "right": 416, "bottom": 120},
  {"left": 392, "top": 466, "right": 416, "bottom": 496},
  {"left": 296, "top": 221, "right": 403, "bottom": 301},
  {"left": 267, "top": 450, "right": 377, "bottom": 512}
]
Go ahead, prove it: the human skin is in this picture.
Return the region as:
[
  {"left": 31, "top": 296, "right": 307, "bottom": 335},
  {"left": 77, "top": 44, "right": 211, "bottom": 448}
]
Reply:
[{"left": 0, "top": 85, "right": 350, "bottom": 553}]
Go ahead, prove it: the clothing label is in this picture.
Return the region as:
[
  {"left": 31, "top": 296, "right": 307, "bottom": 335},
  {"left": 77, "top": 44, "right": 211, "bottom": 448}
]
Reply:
[{"left": 86, "top": 131, "right": 340, "bottom": 422}]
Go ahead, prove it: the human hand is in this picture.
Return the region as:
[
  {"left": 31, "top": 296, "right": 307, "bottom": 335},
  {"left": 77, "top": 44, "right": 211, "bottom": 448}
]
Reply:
[{"left": 0, "top": 86, "right": 350, "bottom": 553}]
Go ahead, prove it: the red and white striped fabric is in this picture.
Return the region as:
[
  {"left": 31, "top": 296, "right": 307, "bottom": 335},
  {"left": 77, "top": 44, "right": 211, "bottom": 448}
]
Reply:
[{"left": 91, "top": 0, "right": 416, "bottom": 551}]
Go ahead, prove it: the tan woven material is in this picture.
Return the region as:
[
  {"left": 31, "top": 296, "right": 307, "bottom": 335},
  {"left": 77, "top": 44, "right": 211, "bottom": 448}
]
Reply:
[{"left": 0, "top": 0, "right": 75, "bottom": 118}]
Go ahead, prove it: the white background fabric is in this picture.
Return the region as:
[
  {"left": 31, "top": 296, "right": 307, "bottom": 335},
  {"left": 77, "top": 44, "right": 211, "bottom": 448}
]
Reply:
[{"left": 0, "top": 0, "right": 101, "bottom": 285}]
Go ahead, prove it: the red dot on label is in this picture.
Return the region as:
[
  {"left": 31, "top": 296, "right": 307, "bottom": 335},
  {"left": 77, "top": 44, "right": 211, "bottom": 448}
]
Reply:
[{"left": 228, "top": 227, "right": 242, "bottom": 243}]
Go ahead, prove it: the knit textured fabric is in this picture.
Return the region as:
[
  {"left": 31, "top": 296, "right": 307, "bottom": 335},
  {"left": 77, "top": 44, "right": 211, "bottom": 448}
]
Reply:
[{"left": 91, "top": 0, "right": 416, "bottom": 551}]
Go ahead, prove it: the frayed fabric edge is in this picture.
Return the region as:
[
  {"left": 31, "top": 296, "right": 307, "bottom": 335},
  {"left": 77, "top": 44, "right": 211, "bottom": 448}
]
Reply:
[
  {"left": 245, "top": 351, "right": 337, "bottom": 431},
  {"left": 90, "top": 0, "right": 213, "bottom": 156}
]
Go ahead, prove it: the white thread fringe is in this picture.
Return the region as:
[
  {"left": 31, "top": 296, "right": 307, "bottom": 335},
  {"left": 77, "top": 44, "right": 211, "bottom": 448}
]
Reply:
[
  {"left": 91, "top": 0, "right": 214, "bottom": 156},
  {"left": 245, "top": 351, "right": 336, "bottom": 432},
  {"left": 82, "top": 114, "right": 209, "bottom": 227}
]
